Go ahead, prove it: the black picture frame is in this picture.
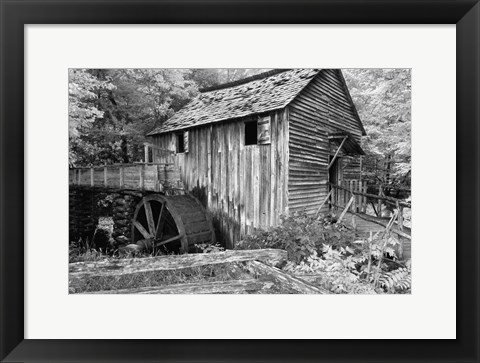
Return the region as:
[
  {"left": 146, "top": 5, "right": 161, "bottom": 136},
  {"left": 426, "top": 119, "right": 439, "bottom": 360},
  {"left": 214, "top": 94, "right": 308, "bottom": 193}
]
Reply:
[{"left": 1, "top": 1, "right": 478, "bottom": 362}]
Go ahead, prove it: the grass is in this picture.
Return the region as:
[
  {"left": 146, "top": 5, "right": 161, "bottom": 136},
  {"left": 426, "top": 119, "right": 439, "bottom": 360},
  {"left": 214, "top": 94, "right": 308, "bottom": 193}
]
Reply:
[
  {"left": 68, "top": 243, "right": 273, "bottom": 294},
  {"left": 69, "top": 262, "right": 248, "bottom": 294}
]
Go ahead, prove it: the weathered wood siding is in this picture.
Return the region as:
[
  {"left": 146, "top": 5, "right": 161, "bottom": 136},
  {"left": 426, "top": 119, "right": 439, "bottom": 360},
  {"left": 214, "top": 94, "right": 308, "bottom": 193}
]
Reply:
[
  {"left": 151, "top": 110, "right": 289, "bottom": 248},
  {"left": 343, "top": 155, "right": 362, "bottom": 180},
  {"left": 288, "top": 69, "right": 364, "bottom": 215}
]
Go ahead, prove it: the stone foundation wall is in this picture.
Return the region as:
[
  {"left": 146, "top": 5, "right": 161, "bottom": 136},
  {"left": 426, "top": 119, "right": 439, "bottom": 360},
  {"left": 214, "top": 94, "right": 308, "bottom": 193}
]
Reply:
[
  {"left": 69, "top": 186, "right": 150, "bottom": 247},
  {"left": 69, "top": 187, "right": 99, "bottom": 242},
  {"left": 110, "top": 190, "right": 146, "bottom": 246}
]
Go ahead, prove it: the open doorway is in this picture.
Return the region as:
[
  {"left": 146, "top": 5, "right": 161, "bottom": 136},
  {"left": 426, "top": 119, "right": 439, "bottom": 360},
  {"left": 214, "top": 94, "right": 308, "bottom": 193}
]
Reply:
[{"left": 329, "top": 156, "right": 343, "bottom": 210}]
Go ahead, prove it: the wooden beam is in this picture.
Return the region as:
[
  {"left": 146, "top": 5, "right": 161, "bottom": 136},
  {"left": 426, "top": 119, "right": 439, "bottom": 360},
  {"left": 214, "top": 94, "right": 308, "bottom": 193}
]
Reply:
[
  {"left": 86, "top": 279, "right": 271, "bottom": 295},
  {"left": 90, "top": 167, "right": 94, "bottom": 187},
  {"left": 352, "top": 211, "right": 411, "bottom": 240},
  {"left": 315, "top": 189, "right": 333, "bottom": 218},
  {"left": 327, "top": 136, "right": 347, "bottom": 170},
  {"left": 119, "top": 166, "right": 124, "bottom": 188},
  {"left": 139, "top": 164, "right": 145, "bottom": 189},
  {"left": 144, "top": 200, "right": 155, "bottom": 235},
  {"left": 69, "top": 249, "right": 288, "bottom": 283},
  {"left": 104, "top": 166, "right": 108, "bottom": 187},
  {"left": 337, "top": 195, "right": 355, "bottom": 224},
  {"left": 144, "top": 144, "right": 149, "bottom": 163},
  {"left": 377, "top": 184, "right": 383, "bottom": 217},
  {"left": 247, "top": 261, "right": 328, "bottom": 294},
  {"left": 133, "top": 220, "right": 151, "bottom": 240},
  {"left": 329, "top": 182, "right": 411, "bottom": 208}
]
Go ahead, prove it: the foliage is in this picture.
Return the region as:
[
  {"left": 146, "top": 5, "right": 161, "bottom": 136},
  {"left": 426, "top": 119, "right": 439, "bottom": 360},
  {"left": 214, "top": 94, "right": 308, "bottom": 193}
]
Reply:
[
  {"left": 235, "top": 211, "right": 355, "bottom": 263},
  {"left": 194, "top": 243, "right": 225, "bottom": 254},
  {"left": 69, "top": 68, "right": 268, "bottom": 166},
  {"left": 343, "top": 69, "right": 411, "bottom": 193},
  {"left": 237, "top": 211, "right": 410, "bottom": 294},
  {"left": 69, "top": 238, "right": 105, "bottom": 263},
  {"left": 379, "top": 266, "right": 411, "bottom": 293},
  {"left": 68, "top": 69, "right": 115, "bottom": 165},
  {"left": 284, "top": 249, "right": 378, "bottom": 294}
]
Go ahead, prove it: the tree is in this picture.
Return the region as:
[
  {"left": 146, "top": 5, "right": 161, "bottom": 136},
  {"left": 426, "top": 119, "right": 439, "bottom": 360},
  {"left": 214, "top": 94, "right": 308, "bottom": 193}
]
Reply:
[
  {"left": 343, "top": 69, "right": 411, "bottom": 195},
  {"left": 69, "top": 69, "right": 198, "bottom": 165},
  {"left": 68, "top": 69, "right": 114, "bottom": 165},
  {"left": 69, "top": 68, "right": 272, "bottom": 166}
]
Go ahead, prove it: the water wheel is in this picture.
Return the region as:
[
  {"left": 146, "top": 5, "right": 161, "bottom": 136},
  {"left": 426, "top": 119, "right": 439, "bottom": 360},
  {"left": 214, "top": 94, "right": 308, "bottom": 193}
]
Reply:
[{"left": 131, "top": 194, "right": 216, "bottom": 253}]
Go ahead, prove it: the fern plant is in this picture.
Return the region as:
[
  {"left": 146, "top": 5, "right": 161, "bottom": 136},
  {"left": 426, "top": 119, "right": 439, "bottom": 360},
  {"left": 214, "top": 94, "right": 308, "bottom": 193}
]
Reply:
[{"left": 379, "top": 267, "right": 411, "bottom": 292}]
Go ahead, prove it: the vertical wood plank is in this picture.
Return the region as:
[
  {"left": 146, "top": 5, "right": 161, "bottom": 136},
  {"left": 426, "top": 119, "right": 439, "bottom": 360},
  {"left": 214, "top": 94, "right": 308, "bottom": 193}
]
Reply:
[
  {"left": 270, "top": 112, "right": 278, "bottom": 227},
  {"left": 90, "top": 167, "right": 94, "bottom": 187},
  {"left": 397, "top": 202, "right": 404, "bottom": 259},
  {"left": 207, "top": 125, "right": 212, "bottom": 209},
  {"left": 363, "top": 184, "right": 368, "bottom": 213},
  {"left": 239, "top": 122, "right": 246, "bottom": 237},
  {"left": 144, "top": 144, "right": 149, "bottom": 163},
  {"left": 277, "top": 111, "right": 284, "bottom": 217},
  {"left": 245, "top": 147, "right": 252, "bottom": 233},
  {"left": 139, "top": 164, "right": 145, "bottom": 190},
  {"left": 253, "top": 146, "right": 260, "bottom": 229},
  {"left": 223, "top": 124, "right": 229, "bottom": 219},
  {"left": 377, "top": 184, "right": 383, "bottom": 217},
  {"left": 283, "top": 108, "right": 289, "bottom": 216},
  {"left": 154, "top": 165, "right": 159, "bottom": 192},
  {"left": 232, "top": 122, "right": 239, "bottom": 243},
  {"left": 119, "top": 166, "right": 124, "bottom": 188},
  {"left": 104, "top": 166, "right": 107, "bottom": 187}
]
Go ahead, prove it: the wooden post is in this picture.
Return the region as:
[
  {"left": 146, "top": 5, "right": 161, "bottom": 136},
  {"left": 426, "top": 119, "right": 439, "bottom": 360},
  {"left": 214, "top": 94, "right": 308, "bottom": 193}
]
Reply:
[
  {"left": 139, "top": 164, "right": 145, "bottom": 190},
  {"left": 90, "top": 167, "right": 94, "bottom": 187},
  {"left": 397, "top": 201, "right": 404, "bottom": 259},
  {"left": 349, "top": 180, "right": 354, "bottom": 212},
  {"left": 77, "top": 169, "right": 81, "bottom": 185},
  {"left": 337, "top": 196, "right": 354, "bottom": 224},
  {"left": 327, "top": 136, "right": 347, "bottom": 169},
  {"left": 104, "top": 166, "right": 108, "bottom": 187},
  {"left": 144, "top": 144, "right": 149, "bottom": 163},
  {"left": 360, "top": 182, "right": 363, "bottom": 212},
  {"left": 363, "top": 183, "right": 368, "bottom": 213},
  {"left": 377, "top": 184, "right": 383, "bottom": 217},
  {"left": 315, "top": 189, "right": 333, "bottom": 218},
  {"left": 154, "top": 164, "right": 160, "bottom": 192},
  {"left": 351, "top": 181, "right": 356, "bottom": 227},
  {"left": 119, "top": 166, "right": 124, "bottom": 188}
]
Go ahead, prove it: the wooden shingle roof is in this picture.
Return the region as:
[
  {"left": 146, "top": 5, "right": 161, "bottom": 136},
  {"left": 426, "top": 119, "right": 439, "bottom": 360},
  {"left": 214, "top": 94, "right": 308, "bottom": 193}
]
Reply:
[{"left": 148, "top": 69, "right": 320, "bottom": 135}]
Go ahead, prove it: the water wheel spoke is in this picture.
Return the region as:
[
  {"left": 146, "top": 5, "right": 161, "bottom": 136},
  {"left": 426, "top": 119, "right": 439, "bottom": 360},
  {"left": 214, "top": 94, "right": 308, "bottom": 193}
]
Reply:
[
  {"left": 144, "top": 200, "right": 156, "bottom": 236},
  {"left": 154, "top": 234, "right": 183, "bottom": 247},
  {"left": 155, "top": 203, "right": 165, "bottom": 240},
  {"left": 133, "top": 220, "right": 151, "bottom": 240},
  {"left": 131, "top": 194, "right": 215, "bottom": 253}
]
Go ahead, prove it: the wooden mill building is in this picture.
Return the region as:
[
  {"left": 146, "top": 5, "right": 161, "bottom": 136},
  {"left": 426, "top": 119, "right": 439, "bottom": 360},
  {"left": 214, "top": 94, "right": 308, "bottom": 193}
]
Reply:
[{"left": 148, "top": 69, "right": 366, "bottom": 247}]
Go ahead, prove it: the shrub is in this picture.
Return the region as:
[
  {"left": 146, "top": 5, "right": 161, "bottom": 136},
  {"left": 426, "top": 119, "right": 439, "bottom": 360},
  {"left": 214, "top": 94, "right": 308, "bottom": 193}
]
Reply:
[{"left": 236, "top": 211, "right": 355, "bottom": 263}]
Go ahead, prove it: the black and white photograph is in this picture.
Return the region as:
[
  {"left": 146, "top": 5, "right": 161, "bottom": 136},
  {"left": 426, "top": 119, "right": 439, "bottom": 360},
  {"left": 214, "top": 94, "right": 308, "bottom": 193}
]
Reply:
[{"left": 69, "top": 68, "right": 411, "bottom": 295}]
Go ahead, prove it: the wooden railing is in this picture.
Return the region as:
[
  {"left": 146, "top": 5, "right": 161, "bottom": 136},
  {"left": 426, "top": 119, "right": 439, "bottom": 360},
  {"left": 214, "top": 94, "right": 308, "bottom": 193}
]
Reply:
[
  {"left": 69, "top": 163, "right": 182, "bottom": 192},
  {"left": 322, "top": 180, "right": 411, "bottom": 240},
  {"left": 144, "top": 143, "right": 175, "bottom": 164}
]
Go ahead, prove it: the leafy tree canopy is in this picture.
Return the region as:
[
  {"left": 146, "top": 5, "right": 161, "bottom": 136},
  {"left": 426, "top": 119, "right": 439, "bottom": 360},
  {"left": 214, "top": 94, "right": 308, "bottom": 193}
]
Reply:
[
  {"left": 69, "top": 68, "right": 266, "bottom": 166},
  {"left": 344, "top": 69, "right": 411, "bottom": 192}
]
